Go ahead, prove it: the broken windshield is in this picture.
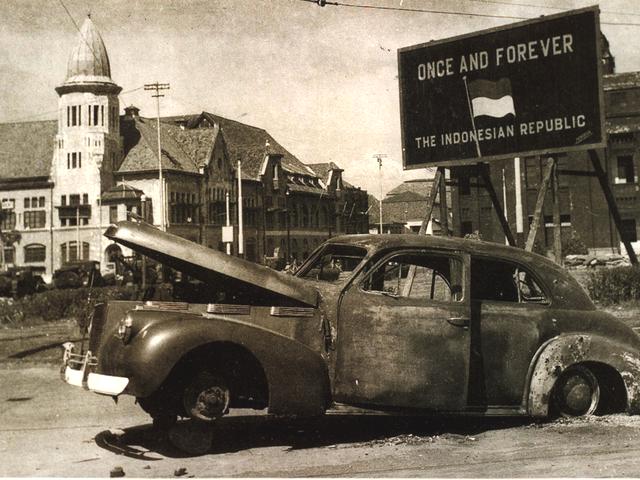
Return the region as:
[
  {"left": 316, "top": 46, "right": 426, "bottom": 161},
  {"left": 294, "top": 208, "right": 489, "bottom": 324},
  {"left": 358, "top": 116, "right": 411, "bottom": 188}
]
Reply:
[{"left": 296, "top": 244, "right": 368, "bottom": 284}]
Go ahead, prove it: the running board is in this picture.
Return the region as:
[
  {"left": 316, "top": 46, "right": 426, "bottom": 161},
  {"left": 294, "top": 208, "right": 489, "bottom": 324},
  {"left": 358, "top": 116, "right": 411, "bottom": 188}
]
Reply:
[{"left": 327, "top": 403, "right": 526, "bottom": 417}]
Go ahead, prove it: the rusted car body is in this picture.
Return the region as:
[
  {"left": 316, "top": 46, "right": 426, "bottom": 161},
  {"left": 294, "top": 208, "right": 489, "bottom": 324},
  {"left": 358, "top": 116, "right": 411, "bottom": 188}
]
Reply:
[{"left": 62, "top": 221, "right": 640, "bottom": 429}]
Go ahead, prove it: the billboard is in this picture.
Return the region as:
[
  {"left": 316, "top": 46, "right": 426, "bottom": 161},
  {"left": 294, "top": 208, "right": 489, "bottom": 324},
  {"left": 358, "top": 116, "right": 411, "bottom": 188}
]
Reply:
[{"left": 398, "top": 6, "right": 605, "bottom": 169}]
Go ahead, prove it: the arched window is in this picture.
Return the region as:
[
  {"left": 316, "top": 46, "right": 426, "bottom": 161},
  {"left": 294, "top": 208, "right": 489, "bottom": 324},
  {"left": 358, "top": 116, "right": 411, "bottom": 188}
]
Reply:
[{"left": 24, "top": 244, "right": 46, "bottom": 263}]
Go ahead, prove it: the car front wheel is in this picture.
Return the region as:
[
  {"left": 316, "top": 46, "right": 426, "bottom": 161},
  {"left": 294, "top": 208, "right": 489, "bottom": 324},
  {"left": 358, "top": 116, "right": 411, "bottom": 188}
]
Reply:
[
  {"left": 183, "top": 371, "right": 231, "bottom": 423},
  {"left": 552, "top": 365, "right": 600, "bottom": 417}
]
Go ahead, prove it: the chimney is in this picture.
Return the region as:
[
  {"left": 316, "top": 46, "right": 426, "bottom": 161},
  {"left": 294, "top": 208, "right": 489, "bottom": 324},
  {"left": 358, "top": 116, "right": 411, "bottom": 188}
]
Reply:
[{"left": 124, "top": 105, "right": 140, "bottom": 119}]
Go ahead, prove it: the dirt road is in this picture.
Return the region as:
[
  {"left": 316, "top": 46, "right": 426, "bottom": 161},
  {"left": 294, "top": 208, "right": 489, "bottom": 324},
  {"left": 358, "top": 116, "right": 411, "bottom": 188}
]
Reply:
[{"left": 3, "top": 365, "right": 640, "bottom": 477}]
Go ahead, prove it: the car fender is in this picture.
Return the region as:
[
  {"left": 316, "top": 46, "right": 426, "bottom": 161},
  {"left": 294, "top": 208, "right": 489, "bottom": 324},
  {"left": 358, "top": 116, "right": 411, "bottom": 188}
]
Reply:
[
  {"left": 105, "top": 312, "right": 331, "bottom": 416},
  {"left": 526, "top": 333, "right": 640, "bottom": 417}
]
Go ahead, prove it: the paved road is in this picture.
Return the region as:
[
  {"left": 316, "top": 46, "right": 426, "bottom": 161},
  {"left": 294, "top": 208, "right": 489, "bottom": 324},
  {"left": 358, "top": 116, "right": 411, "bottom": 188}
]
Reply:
[{"left": 3, "top": 365, "right": 640, "bottom": 477}]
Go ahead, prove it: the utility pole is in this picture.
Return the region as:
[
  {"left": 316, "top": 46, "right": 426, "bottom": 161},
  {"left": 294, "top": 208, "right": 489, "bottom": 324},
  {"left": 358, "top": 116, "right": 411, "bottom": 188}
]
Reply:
[
  {"left": 373, "top": 154, "right": 387, "bottom": 234},
  {"left": 237, "top": 160, "right": 244, "bottom": 257},
  {"left": 144, "top": 82, "right": 170, "bottom": 231}
]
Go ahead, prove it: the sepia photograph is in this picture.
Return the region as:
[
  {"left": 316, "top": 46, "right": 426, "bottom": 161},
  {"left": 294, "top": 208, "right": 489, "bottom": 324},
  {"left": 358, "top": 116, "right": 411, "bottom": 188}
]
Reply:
[{"left": 3, "top": 0, "right": 640, "bottom": 476}]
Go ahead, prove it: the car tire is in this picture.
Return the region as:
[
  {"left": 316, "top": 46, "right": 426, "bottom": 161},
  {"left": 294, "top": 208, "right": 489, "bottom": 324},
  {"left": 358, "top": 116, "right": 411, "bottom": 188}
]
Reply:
[
  {"left": 182, "top": 371, "right": 230, "bottom": 423},
  {"left": 552, "top": 365, "right": 600, "bottom": 417}
]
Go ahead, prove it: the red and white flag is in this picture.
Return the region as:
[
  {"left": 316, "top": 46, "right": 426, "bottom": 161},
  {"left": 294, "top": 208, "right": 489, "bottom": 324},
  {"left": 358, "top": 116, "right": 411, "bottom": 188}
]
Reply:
[{"left": 468, "top": 78, "right": 515, "bottom": 118}]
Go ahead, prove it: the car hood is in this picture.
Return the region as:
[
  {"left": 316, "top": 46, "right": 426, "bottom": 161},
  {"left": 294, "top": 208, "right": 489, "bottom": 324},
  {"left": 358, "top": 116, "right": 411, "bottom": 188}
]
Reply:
[{"left": 104, "top": 221, "right": 318, "bottom": 307}]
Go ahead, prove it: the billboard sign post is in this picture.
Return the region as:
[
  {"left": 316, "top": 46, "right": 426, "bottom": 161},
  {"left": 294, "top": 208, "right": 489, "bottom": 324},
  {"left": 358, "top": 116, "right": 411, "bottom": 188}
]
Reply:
[{"left": 398, "top": 6, "right": 605, "bottom": 169}]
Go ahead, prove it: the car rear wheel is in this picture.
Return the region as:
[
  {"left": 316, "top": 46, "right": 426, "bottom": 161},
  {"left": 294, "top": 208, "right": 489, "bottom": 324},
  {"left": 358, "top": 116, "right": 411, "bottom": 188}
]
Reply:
[
  {"left": 552, "top": 365, "right": 600, "bottom": 417},
  {"left": 182, "top": 371, "right": 231, "bottom": 423}
]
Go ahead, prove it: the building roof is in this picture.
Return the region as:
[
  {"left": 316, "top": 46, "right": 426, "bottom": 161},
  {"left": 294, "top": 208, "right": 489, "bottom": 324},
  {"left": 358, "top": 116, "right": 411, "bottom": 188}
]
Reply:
[
  {"left": 118, "top": 117, "right": 206, "bottom": 174},
  {"left": 386, "top": 178, "right": 434, "bottom": 199},
  {"left": 101, "top": 183, "right": 144, "bottom": 202},
  {"left": 163, "top": 112, "right": 316, "bottom": 180},
  {"left": 59, "top": 17, "right": 117, "bottom": 89},
  {"left": 0, "top": 120, "right": 57, "bottom": 180},
  {"left": 382, "top": 190, "right": 426, "bottom": 204},
  {"left": 306, "top": 162, "right": 342, "bottom": 184}
]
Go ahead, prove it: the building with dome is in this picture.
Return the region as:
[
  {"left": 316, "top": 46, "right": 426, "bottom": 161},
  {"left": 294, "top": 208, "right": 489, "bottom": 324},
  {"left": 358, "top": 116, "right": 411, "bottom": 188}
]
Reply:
[{"left": 0, "top": 17, "right": 368, "bottom": 280}]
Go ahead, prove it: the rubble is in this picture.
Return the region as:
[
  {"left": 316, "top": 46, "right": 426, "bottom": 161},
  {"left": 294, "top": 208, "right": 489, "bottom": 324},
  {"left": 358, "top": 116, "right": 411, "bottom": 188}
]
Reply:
[
  {"left": 565, "top": 253, "right": 632, "bottom": 268},
  {"left": 109, "top": 466, "right": 125, "bottom": 477}
]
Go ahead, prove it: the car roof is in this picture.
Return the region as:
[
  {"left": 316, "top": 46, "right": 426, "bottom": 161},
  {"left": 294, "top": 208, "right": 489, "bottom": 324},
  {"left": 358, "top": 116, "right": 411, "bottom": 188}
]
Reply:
[
  {"left": 323, "top": 234, "right": 594, "bottom": 309},
  {"left": 326, "top": 233, "right": 545, "bottom": 263}
]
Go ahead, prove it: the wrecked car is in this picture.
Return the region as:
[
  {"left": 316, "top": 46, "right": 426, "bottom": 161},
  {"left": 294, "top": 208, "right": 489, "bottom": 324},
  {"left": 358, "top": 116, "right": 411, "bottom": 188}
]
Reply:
[{"left": 62, "top": 221, "right": 640, "bottom": 442}]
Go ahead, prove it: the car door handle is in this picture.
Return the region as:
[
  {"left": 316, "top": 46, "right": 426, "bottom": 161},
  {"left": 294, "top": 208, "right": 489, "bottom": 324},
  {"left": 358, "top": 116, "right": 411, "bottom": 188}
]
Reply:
[{"left": 447, "top": 316, "right": 470, "bottom": 328}]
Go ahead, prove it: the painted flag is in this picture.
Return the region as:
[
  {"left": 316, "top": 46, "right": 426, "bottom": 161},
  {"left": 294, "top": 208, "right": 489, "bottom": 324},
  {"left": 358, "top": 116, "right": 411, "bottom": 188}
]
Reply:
[{"left": 468, "top": 78, "right": 515, "bottom": 118}]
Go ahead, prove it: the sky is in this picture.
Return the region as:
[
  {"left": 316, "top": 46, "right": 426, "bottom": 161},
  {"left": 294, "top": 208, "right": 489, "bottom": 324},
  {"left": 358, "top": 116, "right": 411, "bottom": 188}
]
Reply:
[{"left": 2, "top": 0, "right": 640, "bottom": 198}]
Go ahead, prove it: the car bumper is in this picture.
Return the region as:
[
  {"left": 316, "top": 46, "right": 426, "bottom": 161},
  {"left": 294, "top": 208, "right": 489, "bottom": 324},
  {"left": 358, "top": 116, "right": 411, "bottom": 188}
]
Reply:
[{"left": 60, "top": 342, "right": 129, "bottom": 396}]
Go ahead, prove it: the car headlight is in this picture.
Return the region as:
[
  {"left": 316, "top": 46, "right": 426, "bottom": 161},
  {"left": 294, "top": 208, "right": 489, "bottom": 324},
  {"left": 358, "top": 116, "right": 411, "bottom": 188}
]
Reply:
[{"left": 116, "top": 315, "right": 134, "bottom": 344}]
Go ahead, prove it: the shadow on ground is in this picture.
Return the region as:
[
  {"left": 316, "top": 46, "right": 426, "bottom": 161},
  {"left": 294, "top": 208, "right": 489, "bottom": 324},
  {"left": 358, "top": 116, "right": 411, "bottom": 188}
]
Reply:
[{"left": 95, "top": 414, "right": 532, "bottom": 459}]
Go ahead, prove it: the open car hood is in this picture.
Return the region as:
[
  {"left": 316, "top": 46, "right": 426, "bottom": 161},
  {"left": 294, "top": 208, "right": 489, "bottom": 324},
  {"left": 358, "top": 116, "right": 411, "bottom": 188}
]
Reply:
[{"left": 104, "top": 221, "right": 318, "bottom": 307}]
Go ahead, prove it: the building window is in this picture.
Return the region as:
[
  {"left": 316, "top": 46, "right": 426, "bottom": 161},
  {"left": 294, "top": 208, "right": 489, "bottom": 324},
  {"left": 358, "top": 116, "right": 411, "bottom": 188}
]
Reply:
[
  {"left": 61, "top": 195, "right": 67, "bottom": 207},
  {"left": 24, "top": 244, "right": 46, "bottom": 263},
  {"left": 3, "top": 247, "right": 15, "bottom": 264},
  {"left": 1, "top": 210, "right": 15, "bottom": 230},
  {"left": 110, "top": 206, "right": 118, "bottom": 223},
  {"left": 82, "top": 193, "right": 89, "bottom": 205},
  {"left": 70, "top": 194, "right": 80, "bottom": 206},
  {"left": 24, "top": 211, "right": 46, "bottom": 229},
  {"left": 621, "top": 219, "right": 638, "bottom": 243},
  {"left": 461, "top": 221, "right": 474, "bottom": 236},
  {"left": 616, "top": 155, "right": 635, "bottom": 184},
  {"left": 61, "top": 241, "right": 90, "bottom": 262}
]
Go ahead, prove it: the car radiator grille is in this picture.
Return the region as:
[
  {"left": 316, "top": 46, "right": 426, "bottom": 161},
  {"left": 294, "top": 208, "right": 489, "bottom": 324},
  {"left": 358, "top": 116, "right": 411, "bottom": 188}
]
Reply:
[{"left": 88, "top": 303, "right": 108, "bottom": 354}]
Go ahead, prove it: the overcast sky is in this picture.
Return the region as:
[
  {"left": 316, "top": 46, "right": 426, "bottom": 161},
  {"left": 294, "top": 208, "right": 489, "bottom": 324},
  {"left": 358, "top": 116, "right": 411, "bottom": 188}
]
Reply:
[{"left": 2, "top": 0, "right": 640, "bottom": 197}]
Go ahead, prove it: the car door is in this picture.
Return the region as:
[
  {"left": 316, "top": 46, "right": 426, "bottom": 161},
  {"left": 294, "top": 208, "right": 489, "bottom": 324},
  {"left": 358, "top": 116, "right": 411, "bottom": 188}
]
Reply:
[
  {"left": 334, "top": 249, "right": 471, "bottom": 411},
  {"left": 467, "top": 256, "right": 550, "bottom": 409}
]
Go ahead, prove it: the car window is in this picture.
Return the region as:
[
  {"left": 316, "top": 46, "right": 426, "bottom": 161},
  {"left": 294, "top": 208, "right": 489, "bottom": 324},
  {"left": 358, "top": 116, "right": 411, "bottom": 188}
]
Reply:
[
  {"left": 362, "top": 252, "right": 463, "bottom": 302},
  {"left": 471, "top": 258, "right": 548, "bottom": 304},
  {"left": 296, "top": 244, "right": 367, "bottom": 284}
]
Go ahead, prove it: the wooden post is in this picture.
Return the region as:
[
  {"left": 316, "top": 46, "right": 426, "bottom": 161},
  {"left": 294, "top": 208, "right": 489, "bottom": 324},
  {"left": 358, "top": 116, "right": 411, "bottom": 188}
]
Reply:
[
  {"left": 402, "top": 167, "right": 444, "bottom": 297},
  {"left": 589, "top": 149, "right": 639, "bottom": 265},
  {"left": 438, "top": 171, "right": 449, "bottom": 236},
  {"left": 479, "top": 164, "right": 516, "bottom": 246},
  {"left": 552, "top": 160, "right": 563, "bottom": 265},
  {"left": 525, "top": 158, "right": 554, "bottom": 252},
  {"left": 417, "top": 167, "right": 444, "bottom": 235}
]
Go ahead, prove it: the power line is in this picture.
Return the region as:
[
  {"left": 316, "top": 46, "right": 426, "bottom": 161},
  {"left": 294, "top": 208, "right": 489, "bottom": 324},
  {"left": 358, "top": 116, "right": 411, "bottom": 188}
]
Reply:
[
  {"left": 300, "top": 0, "right": 527, "bottom": 19},
  {"left": 57, "top": 0, "right": 104, "bottom": 66},
  {"left": 467, "top": 0, "right": 640, "bottom": 18},
  {"left": 300, "top": 0, "right": 640, "bottom": 26}
]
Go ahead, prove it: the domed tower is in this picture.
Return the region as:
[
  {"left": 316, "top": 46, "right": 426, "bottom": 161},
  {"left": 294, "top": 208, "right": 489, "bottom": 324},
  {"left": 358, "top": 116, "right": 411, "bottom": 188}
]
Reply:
[{"left": 53, "top": 16, "right": 122, "bottom": 229}]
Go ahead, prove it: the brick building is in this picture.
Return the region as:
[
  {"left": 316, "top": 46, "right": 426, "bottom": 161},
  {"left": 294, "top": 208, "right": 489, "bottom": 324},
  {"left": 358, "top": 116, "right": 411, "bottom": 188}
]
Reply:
[{"left": 0, "top": 17, "right": 368, "bottom": 279}]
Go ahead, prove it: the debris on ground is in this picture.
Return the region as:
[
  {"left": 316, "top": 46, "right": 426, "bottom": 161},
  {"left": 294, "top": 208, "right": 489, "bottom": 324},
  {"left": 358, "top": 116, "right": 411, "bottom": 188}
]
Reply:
[
  {"left": 174, "top": 467, "right": 188, "bottom": 476},
  {"left": 110, "top": 466, "right": 125, "bottom": 477}
]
